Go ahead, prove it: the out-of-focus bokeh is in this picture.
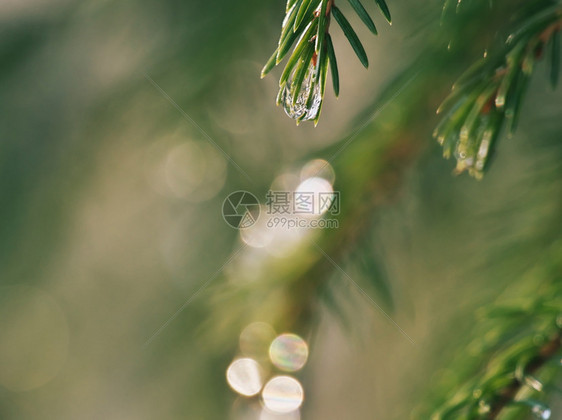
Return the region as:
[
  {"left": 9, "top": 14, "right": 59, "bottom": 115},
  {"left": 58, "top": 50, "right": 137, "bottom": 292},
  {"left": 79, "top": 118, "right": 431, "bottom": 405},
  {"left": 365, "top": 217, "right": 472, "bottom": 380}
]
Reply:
[{"left": 1, "top": 0, "right": 561, "bottom": 419}]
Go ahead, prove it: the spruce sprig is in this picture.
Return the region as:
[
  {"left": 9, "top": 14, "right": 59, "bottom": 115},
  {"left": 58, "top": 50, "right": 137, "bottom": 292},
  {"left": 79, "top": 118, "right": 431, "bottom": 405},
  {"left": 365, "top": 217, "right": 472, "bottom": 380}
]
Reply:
[
  {"left": 261, "top": 0, "right": 391, "bottom": 125},
  {"left": 421, "top": 243, "right": 562, "bottom": 420},
  {"left": 434, "top": 3, "right": 562, "bottom": 179}
]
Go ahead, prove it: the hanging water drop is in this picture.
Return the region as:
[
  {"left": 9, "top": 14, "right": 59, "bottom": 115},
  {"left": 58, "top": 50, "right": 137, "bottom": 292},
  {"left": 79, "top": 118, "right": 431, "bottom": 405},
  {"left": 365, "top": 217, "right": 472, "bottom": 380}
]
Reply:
[
  {"left": 532, "top": 405, "right": 551, "bottom": 420},
  {"left": 519, "top": 400, "right": 552, "bottom": 420},
  {"left": 478, "top": 399, "right": 491, "bottom": 415},
  {"left": 525, "top": 375, "right": 544, "bottom": 392},
  {"left": 454, "top": 145, "right": 475, "bottom": 173},
  {"left": 281, "top": 63, "right": 322, "bottom": 123}
]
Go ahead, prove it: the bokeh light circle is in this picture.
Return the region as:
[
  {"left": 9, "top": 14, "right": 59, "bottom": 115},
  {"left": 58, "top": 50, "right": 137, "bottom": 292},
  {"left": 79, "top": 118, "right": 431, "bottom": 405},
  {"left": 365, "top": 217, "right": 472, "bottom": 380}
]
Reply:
[
  {"left": 294, "top": 177, "right": 334, "bottom": 216},
  {"left": 262, "top": 376, "right": 304, "bottom": 414},
  {"left": 149, "top": 140, "right": 227, "bottom": 202},
  {"left": 239, "top": 206, "right": 273, "bottom": 248},
  {"left": 226, "top": 358, "right": 264, "bottom": 397},
  {"left": 269, "top": 333, "right": 308, "bottom": 372},
  {"left": 300, "top": 159, "right": 335, "bottom": 185},
  {"left": 240, "top": 322, "right": 276, "bottom": 360}
]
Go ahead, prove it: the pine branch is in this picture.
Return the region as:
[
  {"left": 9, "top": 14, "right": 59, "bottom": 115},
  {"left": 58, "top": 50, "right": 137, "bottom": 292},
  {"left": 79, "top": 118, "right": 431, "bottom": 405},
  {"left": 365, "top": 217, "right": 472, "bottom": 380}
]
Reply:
[
  {"left": 488, "top": 332, "right": 560, "bottom": 419},
  {"left": 262, "top": 0, "right": 562, "bottom": 182},
  {"left": 219, "top": 2, "right": 562, "bottom": 417},
  {"left": 421, "top": 243, "right": 562, "bottom": 420},
  {"left": 261, "top": 0, "right": 391, "bottom": 125},
  {"left": 434, "top": 1, "right": 562, "bottom": 178},
  {"left": 281, "top": 133, "right": 423, "bottom": 333}
]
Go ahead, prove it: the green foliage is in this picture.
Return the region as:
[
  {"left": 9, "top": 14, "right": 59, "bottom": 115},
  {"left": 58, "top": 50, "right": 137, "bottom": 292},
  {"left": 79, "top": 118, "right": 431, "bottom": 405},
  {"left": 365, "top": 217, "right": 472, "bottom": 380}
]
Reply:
[
  {"left": 332, "top": 5, "right": 369, "bottom": 68},
  {"left": 3, "top": 0, "right": 562, "bottom": 418},
  {"left": 261, "top": 0, "right": 391, "bottom": 125},
  {"left": 259, "top": 1, "right": 562, "bottom": 419},
  {"left": 418, "top": 242, "right": 562, "bottom": 419},
  {"left": 434, "top": 2, "right": 562, "bottom": 178},
  {"left": 264, "top": 0, "right": 562, "bottom": 182}
]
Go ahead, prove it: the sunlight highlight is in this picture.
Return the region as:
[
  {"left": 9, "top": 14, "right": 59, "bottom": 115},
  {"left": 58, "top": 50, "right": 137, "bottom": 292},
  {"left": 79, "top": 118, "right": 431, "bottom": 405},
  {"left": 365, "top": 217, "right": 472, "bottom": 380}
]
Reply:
[
  {"left": 269, "top": 333, "right": 308, "bottom": 372},
  {"left": 262, "top": 376, "right": 304, "bottom": 414},
  {"left": 226, "top": 358, "right": 264, "bottom": 397}
]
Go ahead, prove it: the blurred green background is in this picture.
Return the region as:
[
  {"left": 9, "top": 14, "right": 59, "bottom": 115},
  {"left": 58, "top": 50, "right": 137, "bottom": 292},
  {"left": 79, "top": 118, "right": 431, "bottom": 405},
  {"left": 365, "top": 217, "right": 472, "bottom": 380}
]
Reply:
[{"left": 1, "top": 0, "right": 561, "bottom": 419}]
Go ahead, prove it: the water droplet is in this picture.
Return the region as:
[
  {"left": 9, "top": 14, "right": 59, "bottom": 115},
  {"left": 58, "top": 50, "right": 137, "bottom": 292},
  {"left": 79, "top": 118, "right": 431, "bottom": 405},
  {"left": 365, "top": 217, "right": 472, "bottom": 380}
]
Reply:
[
  {"left": 525, "top": 376, "right": 544, "bottom": 392},
  {"left": 532, "top": 405, "right": 551, "bottom": 419},
  {"left": 477, "top": 132, "right": 491, "bottom": 159},
  {"left": 262, "top": 376, "right": 304, "bottom": 413},
  {"left": 478, "top": 400, "right": 491, "bottom": 414},
  {"left": 226, "top": 358, "right": 264, "bottom": 396},
  {"left": 269, "top": 333, "right": 309, "bottom": 372},
  {"left": 519, "top": 400, "right": 552, "bottom": 420},
  {"left": 281, "top": 65, "right": 322, "bottom": 123},
  {"left": 454, "top": 148, "right": 475, "bottom": 171}
]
